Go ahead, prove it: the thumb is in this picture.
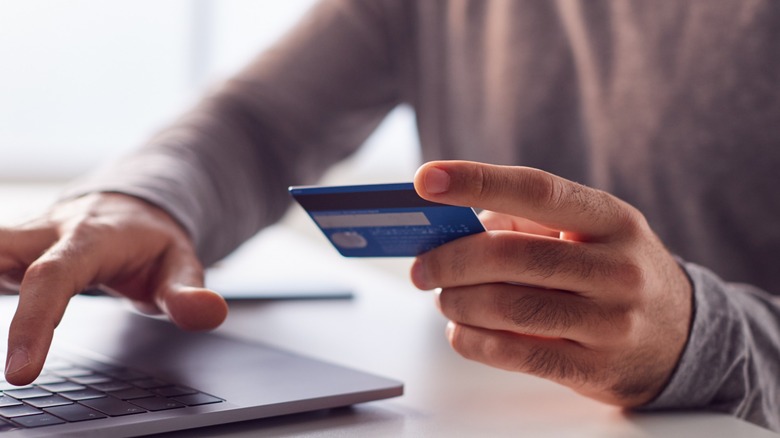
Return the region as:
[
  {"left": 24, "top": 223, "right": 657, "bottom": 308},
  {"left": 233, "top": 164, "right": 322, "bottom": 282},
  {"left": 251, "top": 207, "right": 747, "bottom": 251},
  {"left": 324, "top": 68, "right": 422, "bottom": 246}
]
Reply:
[{"left": 155, "top": 245, "right": 228, "bottom": 331}]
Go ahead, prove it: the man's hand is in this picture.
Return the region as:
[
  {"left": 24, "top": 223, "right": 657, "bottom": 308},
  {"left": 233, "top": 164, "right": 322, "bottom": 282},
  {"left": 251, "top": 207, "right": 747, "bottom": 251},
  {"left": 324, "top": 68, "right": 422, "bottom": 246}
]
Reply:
[
  {"left": 1, "top": 193, "right": 228, "bottom": 385},
  {"left": 412, "top": 161, "right": 692, "bottom": 406}
]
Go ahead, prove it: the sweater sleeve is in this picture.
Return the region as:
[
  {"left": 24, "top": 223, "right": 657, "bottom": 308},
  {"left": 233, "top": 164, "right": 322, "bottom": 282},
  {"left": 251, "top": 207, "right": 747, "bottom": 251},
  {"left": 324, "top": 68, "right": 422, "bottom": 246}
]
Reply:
[
  {"left": 641, "top": 260, "right": 780, "bottom": 431},
  {"left": 60, "top": 0, "right": 405, "bottom": 265}
]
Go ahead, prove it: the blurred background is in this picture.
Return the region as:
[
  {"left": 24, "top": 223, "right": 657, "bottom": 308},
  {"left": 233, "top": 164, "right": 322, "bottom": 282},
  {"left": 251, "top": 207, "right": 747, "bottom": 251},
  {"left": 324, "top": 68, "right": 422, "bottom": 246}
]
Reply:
[
  {"left": 0, "top": 0, "right": 420, "bottom": 183},
  {"left": 0, "top": 0, "right": 420, "bottom": 276}
]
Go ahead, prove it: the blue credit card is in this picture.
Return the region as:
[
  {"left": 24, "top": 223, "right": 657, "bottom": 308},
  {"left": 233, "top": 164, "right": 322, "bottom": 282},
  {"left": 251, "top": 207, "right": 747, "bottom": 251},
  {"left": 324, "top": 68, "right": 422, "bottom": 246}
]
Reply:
[{"left": 289, "top": 183, "right": 485, "bottom": 257}]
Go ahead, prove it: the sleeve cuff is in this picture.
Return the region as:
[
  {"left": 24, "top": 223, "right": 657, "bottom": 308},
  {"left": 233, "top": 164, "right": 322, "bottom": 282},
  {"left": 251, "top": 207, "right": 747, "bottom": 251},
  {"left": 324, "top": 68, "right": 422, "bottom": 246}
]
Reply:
[{"left": 640, "top": 260, "right": 745, "bottom": 410}]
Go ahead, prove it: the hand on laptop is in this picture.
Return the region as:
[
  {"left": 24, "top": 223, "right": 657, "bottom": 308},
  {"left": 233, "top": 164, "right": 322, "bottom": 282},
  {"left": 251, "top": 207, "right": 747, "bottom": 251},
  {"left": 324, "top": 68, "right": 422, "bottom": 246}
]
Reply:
[
  {"left": 411, "top": 160, "right": 693, "bottom": 407},
  {"left": 1, "top": 193, "right": 228, "bottom": 385}
]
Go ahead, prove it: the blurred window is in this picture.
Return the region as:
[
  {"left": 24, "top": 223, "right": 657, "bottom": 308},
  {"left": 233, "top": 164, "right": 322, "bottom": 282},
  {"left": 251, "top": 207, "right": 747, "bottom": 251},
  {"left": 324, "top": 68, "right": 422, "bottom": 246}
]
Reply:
[{"left": 0, "top": 0, "right": 321, "bottom": 181}]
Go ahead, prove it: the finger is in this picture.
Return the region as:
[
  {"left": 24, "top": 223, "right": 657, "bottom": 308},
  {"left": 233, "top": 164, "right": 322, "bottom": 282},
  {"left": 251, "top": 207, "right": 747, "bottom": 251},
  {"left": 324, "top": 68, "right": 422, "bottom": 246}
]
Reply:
[
  {"left": 153, "top": 245, "right": 228, "bottom": 331},
  {"left": 446, "top": 321, "right": 596, "bottom": 388},
  {"left": 411, "top": 231, "right": 639, "bottom": 295},
  {"left": 478, "top": 210, "right": 561, "bottom": 237},
  {"left": 437, "top": 284, "right": 620, "bottom": 344},
  {"left": 6, "top": 237, "right": 100, "bottom": 385},
  {"left": 0, "top": 225, "right": 58, "bottom": 272},
  {"left": 414, "top": 161, "right": 642, "bottom": 241}
]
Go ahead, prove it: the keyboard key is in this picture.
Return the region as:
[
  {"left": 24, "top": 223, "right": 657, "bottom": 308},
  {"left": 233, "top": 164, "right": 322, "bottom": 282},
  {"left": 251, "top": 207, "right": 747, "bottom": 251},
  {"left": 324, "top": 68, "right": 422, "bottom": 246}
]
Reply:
[
  {"left": 3, "top": 387, "right": 52, "bottom": 399},
  {"left": 130, "top": 378, "right": 171, "bottom": 389},
  {"left": 70, "top": 374, "right": 112, "bottom": 385},
  {"left": 25, "top": 395, "right": 73, "bottom": 409},
  {"left": 153, "top": 386, "right": 198, "bottom": 397},
  {"left": 0, "top": 381, "right": 31, "bottom": 391},
  {"left": 80, "top": 398, "right": 146, "bottom": 416},
  {"left": 12, "top": 413, "right": 65, "bottom": 428},
  {"left": 0, "top": 418, "right": 19, "bottom": 431},
  {"left": 84, "top": 362, "right": 123, "bottom": 374},
  {"left": 90, "top": 380, "right": 132, "bottom": 392},
  {"left": 130, "top": 397, "right": 185, "bottom": 412},
  {"left": 42, "top": 358, "right": 74, "bottom": 371},
  {"left": 0, "top": 395, "right": 21, "bottom": 408},
  {"left": 45, "top": 404, "right": 107, "bottom": 422},
  {"left": 0, "top": 404, "right": 42, "bottom": 418},
  {"left": 38, "top": 381, "right": 87, "bottom": 393},
  {"left": 172, "top": 393, "right": 223, "bottom": 406},
  {"left": 31, "top": 374, "right": 66, "bottom": 386},
  {"left": 53, "top": 368, "right": 93, "bottom": 378},
  {"left": 109, "top": 387, "right": 153, "bottom": 400},
  {"left": 101, "top": 369, "right": 148, "bottom": 381},
  {"left": 59, "top": 389, "right": 106, "bottom": 401}
]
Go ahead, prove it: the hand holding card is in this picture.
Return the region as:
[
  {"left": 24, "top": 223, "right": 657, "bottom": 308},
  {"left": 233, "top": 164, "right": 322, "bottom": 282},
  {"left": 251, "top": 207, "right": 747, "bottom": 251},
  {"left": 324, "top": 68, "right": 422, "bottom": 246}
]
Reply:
[{"left": 289, "top": 183, "right": 485, "bottom": 257}]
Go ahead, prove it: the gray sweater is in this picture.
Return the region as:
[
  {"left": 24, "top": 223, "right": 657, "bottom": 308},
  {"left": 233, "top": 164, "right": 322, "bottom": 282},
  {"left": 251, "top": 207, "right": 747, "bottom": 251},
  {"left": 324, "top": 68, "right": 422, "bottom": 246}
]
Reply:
[{"left": 66, "top": 0, "right": 780, "bottom": 429}]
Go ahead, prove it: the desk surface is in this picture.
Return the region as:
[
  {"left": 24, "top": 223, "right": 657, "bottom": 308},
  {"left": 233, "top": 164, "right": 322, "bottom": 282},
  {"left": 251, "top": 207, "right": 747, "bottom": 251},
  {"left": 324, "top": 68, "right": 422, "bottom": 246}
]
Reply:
[{"left": 0, "top": 185, "right": 777, "bottom": 437}]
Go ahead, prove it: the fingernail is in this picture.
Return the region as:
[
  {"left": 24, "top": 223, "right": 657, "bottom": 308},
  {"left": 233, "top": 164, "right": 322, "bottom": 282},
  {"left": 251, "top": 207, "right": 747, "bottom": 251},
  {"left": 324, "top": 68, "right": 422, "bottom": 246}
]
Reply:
[
  {"left": 5, "top": 348, "right": 30, "bottom": 376},
  {"left": 424, "top": 167, "right": 450, "bottom": 194},
  {"left": 411, "top": 259, "right": 429, "bottom": 289}
]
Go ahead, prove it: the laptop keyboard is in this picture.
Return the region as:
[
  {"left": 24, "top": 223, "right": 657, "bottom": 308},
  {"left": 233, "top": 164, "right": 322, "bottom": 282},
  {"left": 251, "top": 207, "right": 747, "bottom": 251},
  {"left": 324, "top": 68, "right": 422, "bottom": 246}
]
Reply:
[{"left": 0, "top": 355, "right": 223, "bottom": 430}]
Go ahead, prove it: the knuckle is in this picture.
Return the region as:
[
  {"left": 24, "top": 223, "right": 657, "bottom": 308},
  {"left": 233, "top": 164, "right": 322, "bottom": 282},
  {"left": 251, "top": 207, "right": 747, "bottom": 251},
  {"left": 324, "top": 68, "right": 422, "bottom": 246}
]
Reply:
[
  {"left": 571, "top": 249, "right": 646, "bottom": 292},
  {"left": 520, "top": 169, "right": 561, "bottom": 210},
  {"left": 501, "top": 292, "right": 585, "bottom": 335},
  {"left": 472, "top": 163, "right": 512, "bottom": 206},
  {"left": 521, "top": 345, "right": 595, "bottom": 384},
  {"left": 474, "top": 165, "right": 561, "bottom": 209},
  {"left": 447, "top": 324, "right": 473, "bottom": 359},
  {"left": 612, "top": 259, "right": 646, "bottom": 291},
  {"left": 423, "top": 243, "right": 471, "bottom": 287},
  {"left": 485, "top": 233, "right": 524, "bottom": 271},
  {"left": 448, "top": 324, "right": 513, "bottom": 367},
  {"left": 419, "top": 254, "right": 444, "bottom": 286},
  {"left": 500, "top": 293, "right": 543, "bottom": 329},
  {"left": 611, "top": 306, "right": 638, "bottom": 341},
  {"left": 24, "top": 258, "right": 81, "bottom": 300},
  {"left": 447, "top": 245, "right": 470, "bottom": 283},
  {"left": 472, "top": 334, "right": 512, "bottom": 365},
  {"left": 521, "top": 346, "right": 559, "bottom": 378},
  {"left": 26, "top": 259, "right": 68, "bottom": 281},
  {"left": 613, "top": 204, "right": 649, "bottom": 239},
  {"left": 544, "top": 175, "right": 567, "bottom": 211},
  {"left": 472, "top": 162, "right": 490, "bottom": 200},
  {"left": 25, "top": 244, "right": 88, "bottom": 295},
  {"left": 484, "top": 339, "right": 516, "bottom": 366},
  {"left": 521, "top": 239, "right": 565, "bottom": 279},
  {"left": 67, "top": 215, "right": 112, "bottom": 240},
  {"left": 594, "top": 303, "right": 638, "bottom": 345},
  {"left": 437, "top": 288, "right": 468, "bottom": 323}
]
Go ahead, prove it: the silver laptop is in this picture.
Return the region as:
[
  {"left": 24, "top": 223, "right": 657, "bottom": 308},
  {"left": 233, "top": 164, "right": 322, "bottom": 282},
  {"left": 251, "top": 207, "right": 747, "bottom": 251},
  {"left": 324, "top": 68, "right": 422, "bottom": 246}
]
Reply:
[{"left": 0, "top": 296, "right": 403, "bottom": 437}]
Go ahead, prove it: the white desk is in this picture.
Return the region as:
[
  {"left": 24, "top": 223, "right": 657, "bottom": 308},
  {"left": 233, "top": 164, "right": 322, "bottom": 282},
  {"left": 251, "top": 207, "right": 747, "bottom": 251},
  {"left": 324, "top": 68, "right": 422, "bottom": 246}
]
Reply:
[{"left": 0, "top": 185, "right": 777, "bottom": 437}]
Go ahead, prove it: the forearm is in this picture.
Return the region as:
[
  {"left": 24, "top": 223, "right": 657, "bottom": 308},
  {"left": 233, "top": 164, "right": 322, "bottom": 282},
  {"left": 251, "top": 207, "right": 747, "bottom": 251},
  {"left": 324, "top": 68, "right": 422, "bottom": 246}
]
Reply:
[
  {"left": 61, "top": 0, "right": 403, "bottom": 264},
  {"left": 642, "top": 260, "right": 780, "bottom": 431},
  {"left": 59, "top": 96, "right": 287, "bottom": 264}
]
